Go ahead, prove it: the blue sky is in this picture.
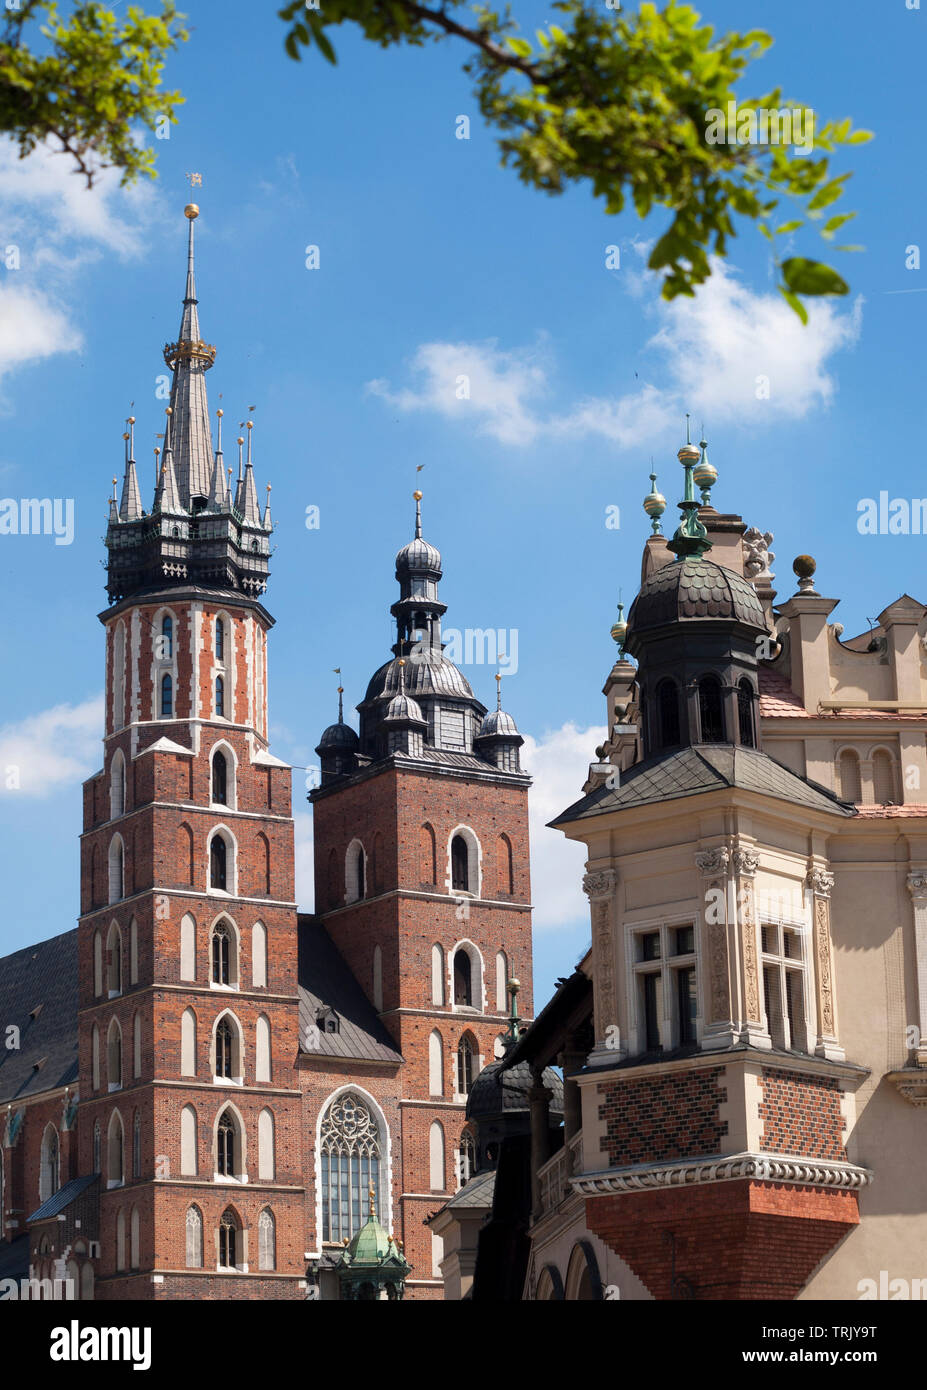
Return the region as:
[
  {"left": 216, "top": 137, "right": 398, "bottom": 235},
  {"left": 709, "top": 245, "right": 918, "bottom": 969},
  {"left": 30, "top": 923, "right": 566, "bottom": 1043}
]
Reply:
[{"left": 0, "top": 0, "right": 924, "bottom": 1003}]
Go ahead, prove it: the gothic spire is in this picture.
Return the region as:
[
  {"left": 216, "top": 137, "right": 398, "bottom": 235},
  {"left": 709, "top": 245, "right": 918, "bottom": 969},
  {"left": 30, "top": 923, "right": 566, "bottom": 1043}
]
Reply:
[
  {"left": 119, "top": 417, "right": 142, "bottom": 521},
  {"left": 163, "top": 205, "right": 216, "bottom": 508},
  {"left": 239, "top": 420, "right": 261, "bottom": 524}
]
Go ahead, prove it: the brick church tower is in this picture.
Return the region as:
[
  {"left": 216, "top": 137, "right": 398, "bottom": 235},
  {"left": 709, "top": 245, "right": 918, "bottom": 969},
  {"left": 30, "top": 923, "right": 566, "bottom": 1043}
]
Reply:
[
  {"left": 310, "top": 494, "right": 534, "bottom": 1295},
  {"left": 79, "top": 204, "right": 305, "bottom": 1298}
]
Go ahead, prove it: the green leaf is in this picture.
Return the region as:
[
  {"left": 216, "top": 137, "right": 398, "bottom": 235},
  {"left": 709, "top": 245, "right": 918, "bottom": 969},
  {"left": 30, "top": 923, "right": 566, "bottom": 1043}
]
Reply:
[
  {"left": 775, "top": 219, "right": 803, "bottom": 234},
  {"left": 779, "top": 286, "right": 809, "bottom": 324},
  {"left": 782, "top": 257, "right": 849, "bottom": 296},
  {"left": 506, "top": 37, "right": 533, "bottom": 58},
  {"left": 822, "top": 212, "right": 855, "bottom": 234}
]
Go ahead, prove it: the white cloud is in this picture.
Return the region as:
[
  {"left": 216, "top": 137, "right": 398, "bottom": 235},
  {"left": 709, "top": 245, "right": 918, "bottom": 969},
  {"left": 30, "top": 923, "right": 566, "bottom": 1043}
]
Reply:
[
  {"left": 294, "top": 811, "right": 315, "bottom": 913},
  {"left": 0, "top": 696, "right": 103, "bottom": 796},
  {"left": 368, "top": 259, "right": 862, "bottom": 447},
  {"left": 0, "top": 139, "right": 165, "bottom": 394},
  {"left": 522, "top": 721, "right": 607, "bottom": 932}
]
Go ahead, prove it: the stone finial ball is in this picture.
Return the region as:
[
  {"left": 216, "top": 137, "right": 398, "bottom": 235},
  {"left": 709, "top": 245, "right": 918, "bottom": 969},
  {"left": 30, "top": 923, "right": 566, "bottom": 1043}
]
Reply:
[{"left": 793, "top": 554, "right": 816, "bottom": 579}]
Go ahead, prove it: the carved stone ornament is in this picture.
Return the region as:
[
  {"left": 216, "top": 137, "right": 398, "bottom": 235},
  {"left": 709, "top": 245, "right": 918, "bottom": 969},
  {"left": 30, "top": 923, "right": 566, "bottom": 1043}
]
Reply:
[
  {"left": 732, "top": 848, "right": 759, "bottom": 877},
  {"left": 695, "top": 847, "right": 730, "bottom": 879},
  {"left": 907, "top": 871, "right": 927, "bottom": 901},
  {"left": 815, "top": 896, "right": 835, "bottom": 1035},
  {"left": 807, "top": 867, "right": 835, "bottom": 898},
  {"left": 742, "top": 527, "right": 776, "bottom": 584},
  {"left": 583, "top": 870, "right": 616, "bottom": 900}
]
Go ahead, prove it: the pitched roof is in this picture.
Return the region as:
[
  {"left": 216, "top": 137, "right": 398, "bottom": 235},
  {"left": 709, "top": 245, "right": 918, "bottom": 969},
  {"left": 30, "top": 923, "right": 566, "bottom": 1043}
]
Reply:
[
  {"left": 27, "top": 1173, "right": 98, "bottom": 1224},
  {"left": 0, "top": 930, "right": 78, "bottom": 1106},
  {"left": 551, "top": 744, "right": 856, "bottom": 828},
  {"left": 759, "top": 670, "right": 809, "bottom": 717},
  {"left": 444, "top": 1168, "right": 496, "bottom": 1210},
  {"left": 297, "top": 916, "right": 402, "bottom": 1066}
]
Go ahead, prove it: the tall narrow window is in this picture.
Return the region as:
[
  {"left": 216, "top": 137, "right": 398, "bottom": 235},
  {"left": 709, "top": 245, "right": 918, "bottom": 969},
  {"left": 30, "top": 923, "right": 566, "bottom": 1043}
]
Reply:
[
  {"left": 657, "top": 678, "right": 681, "bottom": 749},
  {"left": 451, "top": 835, "right": 469, "bottom": 892},
  {"left": 180, "top": 1106, "right": 197, "bottom": 1176},
  {"left": 320, "top": 1093, "right": 383, "bottom": 1244},
  {"left": 459, "top": 1131, "right": 477, "bottom": 1187},
  {"left": 212, "top": 751, "right": 227, "bottom": 805},
  {"left": 40, "top": 1125, "right": 60, "bottom": 1202},
  {"left": 453, "top": 950, "right": 473, "bottom": 1007},
  {"left": 110, "top": 750, "right": 125, "bottom": 819},
  {"left": 838, "top": 749, "right": 861, "bottom": 802},
  {"left": 212, "top": 921, "right": 231, "bottom": 985},
  {"left": 219, "top": 1209, "right": 238, "bottom": 1268},
  {"left": 106, "top": 922, "right": 122, "bottom": 995},
  {"left": 258, "top": 1208, "right": 275, "bottom": 1271},
  {"left": 160, "top": 673, "right": 173, "bottom": 718},
  {"left": 132, "top": 1111, "right": 141, "bottom": 1178},
  {"left": 431, "top": 944, "right": 445, "bottom": 1006},
  {"left": 217, "top": 1113, "right": 235, "bottom": 1177},
  {"left": 697, "top": 675, "right": 725, "bottom": 743},
  {"left": 161, "top": 615, "right": 173, "bottom": 660},
  {"left": 210, "top": 835, "right": 227, "bottom": 891},
  {"left": 185, "top": 1206, "right": 203, "bottom": 1268},
  {"left": 108, "top": 1111, "right": 124, "bottom": 1186},
  {"left": 737, "top": 678, "right": 756, "bottom": 748},
  {"left": 93, "top": 1121, "right": 101, "bottom": 1174},
  {"left": 107, "top": 1019, "right": 122, "bottom": 1089},
  {"left": 91, "top": 1024, "right": 100, "bottom": 1090},
  {"left": 108, "top": 839, "right": 124, "bottom": 906},
  {"left": 872, "top": 750, "right": 895, "bottom": 805},
  {"left": 456, "top": 1036, "right": 475, "bottom": 1095},
  {"left": 215, "top": 676, "right": 225, "bottom": 719},
  {"left": 215, "top": 618, "right": 224, "bottom": 662},
  {"left": 216, "top": 1019, "right": 233, "bottom": 1078}
]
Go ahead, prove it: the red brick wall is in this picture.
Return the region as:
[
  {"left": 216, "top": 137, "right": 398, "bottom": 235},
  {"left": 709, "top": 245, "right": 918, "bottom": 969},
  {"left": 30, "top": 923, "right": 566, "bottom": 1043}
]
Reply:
[
  {"left": 597, "top": 1068, "right": 728, "bottom": 1167},
  {"left": 759, "top": 1067, "right": 845, "bottom": 1161}
]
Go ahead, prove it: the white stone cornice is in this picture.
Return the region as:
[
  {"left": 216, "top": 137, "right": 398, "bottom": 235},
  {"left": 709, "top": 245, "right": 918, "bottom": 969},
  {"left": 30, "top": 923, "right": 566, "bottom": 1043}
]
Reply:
[
  {"left": 807, "top": 867, "right": 835, "bottom": 898},
  {"left": 570, "top": 1151, "right": 872, "bottom": 1196},
  {"left": 583, "top": 870, "right": 616, "bottom": 900}
]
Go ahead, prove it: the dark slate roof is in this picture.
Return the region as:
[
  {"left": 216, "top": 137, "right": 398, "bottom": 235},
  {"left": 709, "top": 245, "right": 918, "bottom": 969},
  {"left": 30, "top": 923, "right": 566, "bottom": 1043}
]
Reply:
[
  {"left": 27, "top": 1173, "right": 98, "bottom": 1224},
  {"left": 364, "top": 651, "right": 476, "bottom": 704},
  {"left": 297, "top": 916, "right": 402, "bottom": 1065},
  {"left": 551, "top": 744, "right": 856, "bottom": 827},
  {"left": 466, "top": 1058, "right": 564, "bottom": 1120},
  {"left": 444, "top": 1168, "right": 496, "bottom": 1210},
  {"left": 0, "top": 930, "right": 79, "bottom": 1106},
  {"left": 627, "top": 556, "right": 766, "bottom": 635}
]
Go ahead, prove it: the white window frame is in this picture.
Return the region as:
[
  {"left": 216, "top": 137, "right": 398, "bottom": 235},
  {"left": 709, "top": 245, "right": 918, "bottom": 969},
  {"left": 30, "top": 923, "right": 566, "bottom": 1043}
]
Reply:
[{"left": 625, "top": 916, "right": 701, "bottom": 1057}]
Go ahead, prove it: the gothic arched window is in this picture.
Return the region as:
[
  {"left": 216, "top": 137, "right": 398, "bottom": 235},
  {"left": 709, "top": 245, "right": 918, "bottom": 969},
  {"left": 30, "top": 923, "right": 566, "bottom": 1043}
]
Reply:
[
  {"left": 132, "top": 1111, "right": 141, "bottom": 1178},
  {"left": 451, "top": 835, "right": 469, "bottom": 892},
  {"left": 217, "top": 1112, "right": 237, "bottom": 1177},
  {"left": 258, "top": 1208, "right": 276, "bottom": 1271},
  {"left": 185, "top": 1206, "right": 203, "bottom": 1268},
  {"left": 212, "top": 751, "right": 227, "bottom": 805},
  {"left": 210, "top": 835, "right": 227, "bottom": 891},
  {"left": 456, "top": 1036, "right": 476, "bottom": 1096},
  {"left": 697, "top": 675, "right": 725, "bottom": 743},
  {"left": 737, "top": 678, "right": 755, "bottom": 748},
  {"left": 320, "top": 1093, "right": 383, "bottom": 1244},
  {"left": 212, "top": 921, "right": 231, "bottom": 985},
  {"left": 656, "top": 678, "right": 681, "bottom": 748},
  {"left": 215, "top": 618, "right": 224, "bottom": 662},
  {"left": 453, "top": 949, "right": 473, "bottom": 1007},
  {"left": 40, "top": 1125, "right": 60, "bottom": 1202},
  {"left": 216, "top": 1019, "right": 233, "bottom": 1079},
  {"left": 219, "top": 1208, "right": 239, "bottom": 1268},
  {"left": 215, "top": 676, "right": 225, "bottom": 719},
  {"left": 160, "top": 673, "right": 173, "bottom": 718},
  {"left": 161, "top": 615, "right": 173, "bottom": 660},
  {"left": 93, "top": 1120, "right": 101, "bottom": 1174},
  {"left": 459, "top": 1130, "right": 477, "bottom": 1186}
]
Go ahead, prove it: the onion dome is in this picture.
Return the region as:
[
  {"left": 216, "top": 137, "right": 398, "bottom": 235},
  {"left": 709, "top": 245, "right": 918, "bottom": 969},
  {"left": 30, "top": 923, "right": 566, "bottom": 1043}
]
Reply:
[
  {"left": 364, "top": 650, "right": 475, "bottom": 703},
  {"left": 627, "top": 555, "right": 767, "bottom": 639},
  {"left": 395, "top": 490, "right": 441, "bottom": 575},
  {"left": 475, "top": 674, "right": 523, "bottom": 770},
  {"left": 643, "top": 472, "right": 667, "bottom": 535},
  {"left": 383, "top": 662, "right": 427, "bottom": 727},
  {"left": 317, "top": 719, "right": 359, "bottom": 753},
  {"left": 693, "top": 437, "right": 717, "bottom": 504}
]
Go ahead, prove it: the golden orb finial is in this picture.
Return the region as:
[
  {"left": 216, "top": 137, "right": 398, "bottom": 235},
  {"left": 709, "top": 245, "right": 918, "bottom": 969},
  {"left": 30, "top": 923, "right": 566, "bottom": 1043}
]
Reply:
[
  {"left": 246, "top": 420, "right": 253, "bottom": 430},
  {"left": 128, "top": 415, "right": 135, "bottom": 425},
  {"left": 413, "top": 489, "right": 423, "bottom": 501},
  {"left": 217, "top": 408, "right": 223, "bottom": 417},
  {"left": 184, "top": 203, "right": 199, "bottom": 220}
]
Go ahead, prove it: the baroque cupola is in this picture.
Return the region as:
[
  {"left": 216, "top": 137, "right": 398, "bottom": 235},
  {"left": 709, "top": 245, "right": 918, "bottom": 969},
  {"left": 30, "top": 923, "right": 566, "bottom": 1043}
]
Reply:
[{"left": 625, "top": 430, "right": 768, "bottom": 759}]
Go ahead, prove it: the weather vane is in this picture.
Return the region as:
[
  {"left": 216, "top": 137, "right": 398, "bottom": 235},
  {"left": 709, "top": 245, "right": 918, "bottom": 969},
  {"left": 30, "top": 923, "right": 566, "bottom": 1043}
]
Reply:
[{"left": 186, "top": 172, "right": 203, "bottom": 188}]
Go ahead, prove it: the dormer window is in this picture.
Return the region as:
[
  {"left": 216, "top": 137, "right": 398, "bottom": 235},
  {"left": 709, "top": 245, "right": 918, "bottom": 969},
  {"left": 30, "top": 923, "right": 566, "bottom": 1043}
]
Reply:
[{"left": 316, "top": 1006, "right": 340, "bottom": 1035}]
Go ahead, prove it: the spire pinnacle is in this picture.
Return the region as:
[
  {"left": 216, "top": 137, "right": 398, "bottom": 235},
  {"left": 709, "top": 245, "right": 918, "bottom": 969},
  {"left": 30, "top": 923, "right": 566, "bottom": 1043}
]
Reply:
[
  {"left": 495, "top": 671, "right": 502, "bottom": 711},
  {"left": 413, "top": 488, "right": 422, "bottom": 539}
]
